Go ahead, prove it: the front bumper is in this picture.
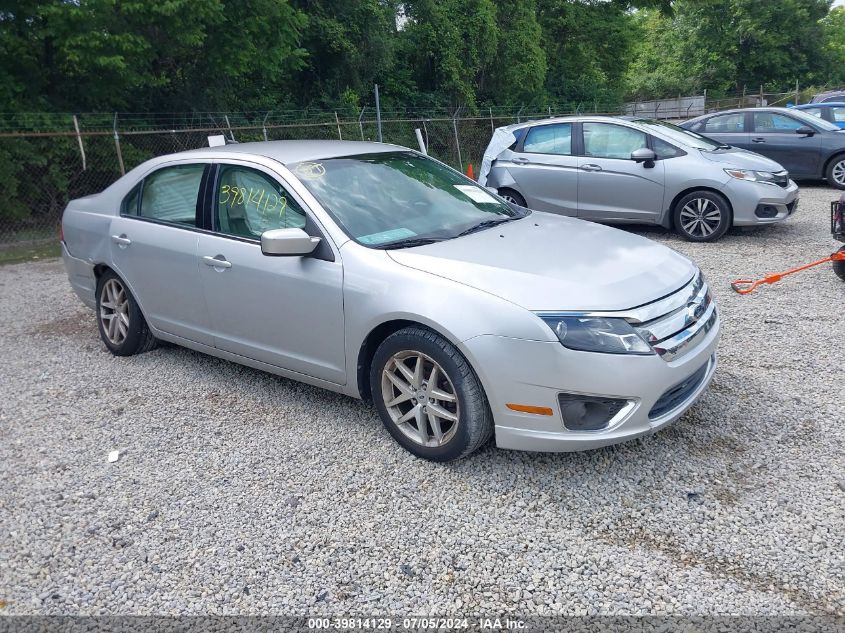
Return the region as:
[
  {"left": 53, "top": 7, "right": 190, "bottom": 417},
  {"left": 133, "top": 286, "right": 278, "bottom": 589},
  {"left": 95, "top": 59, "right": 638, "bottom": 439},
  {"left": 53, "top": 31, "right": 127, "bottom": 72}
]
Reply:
[
  {"left": 459, "top": 311, "right": 720, "bottom": 452},
  {"left": 724, "top": 178, "right": 799, "bottom": 226}
]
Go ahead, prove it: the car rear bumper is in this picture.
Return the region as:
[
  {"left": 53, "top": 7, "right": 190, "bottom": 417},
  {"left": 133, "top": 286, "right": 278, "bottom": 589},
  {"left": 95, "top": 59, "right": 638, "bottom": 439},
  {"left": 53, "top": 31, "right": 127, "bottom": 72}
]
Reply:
[
  {"left": 61, "top": 241, "right": 97, "bottom": 309},
  {"left": 459, "top": 312, "right": 720, "bottom": 452},
  {"left": 726, "top": 179, "right": 799, "bottom": 226}
]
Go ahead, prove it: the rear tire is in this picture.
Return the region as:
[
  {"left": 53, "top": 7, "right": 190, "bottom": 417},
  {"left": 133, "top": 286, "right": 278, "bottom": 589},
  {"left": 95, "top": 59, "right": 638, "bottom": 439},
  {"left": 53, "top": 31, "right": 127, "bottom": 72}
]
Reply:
[
  {"left": 95, "top": 270, "right": 157, "bottom": 356},
  {"left": 498, "top": 188, "right": 526, "bottom": 207},
  {"left": 370, "top": 326, "right": 493, "bottom": 461},
  {"left": 833, "top": 247, "right": 845, "bottom": 282},
  {"left": 673, "top": 190, "right": 732, "bottom": 242},
  {"left": 825, "top": 155, "right": 845, "bottom": 190}
]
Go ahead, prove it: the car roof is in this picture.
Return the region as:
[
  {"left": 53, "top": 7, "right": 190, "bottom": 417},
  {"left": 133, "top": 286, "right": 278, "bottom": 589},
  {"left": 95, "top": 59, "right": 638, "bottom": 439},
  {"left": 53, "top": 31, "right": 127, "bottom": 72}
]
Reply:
[
  {"left": 169, "top": 140, "right": 405, "bottom": 165},
  {"left": 495, "top": 114, "right": 637, "bottom": 133},
  {"left": 685, "top": 106, "right": 799, "bottom": 122},
  {"left": 794, "top": 102, "right": 845, "bottom": 108}
]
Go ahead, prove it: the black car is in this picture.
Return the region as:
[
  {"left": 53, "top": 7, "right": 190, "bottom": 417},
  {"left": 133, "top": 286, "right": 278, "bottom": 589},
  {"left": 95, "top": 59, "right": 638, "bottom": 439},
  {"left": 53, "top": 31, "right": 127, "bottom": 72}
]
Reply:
[{"left": 680, "top": 107, "right": 845, "bottom": 190}]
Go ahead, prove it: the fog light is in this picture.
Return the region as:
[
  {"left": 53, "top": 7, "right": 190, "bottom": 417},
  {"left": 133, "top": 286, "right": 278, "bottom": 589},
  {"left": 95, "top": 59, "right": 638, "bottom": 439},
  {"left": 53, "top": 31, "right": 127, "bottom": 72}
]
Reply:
[
  {"left": 755, "top": 204, "right": 778, "bottom": 219},
  {"left": 557, "top": 394, "right": 628, "bottom": 431}
]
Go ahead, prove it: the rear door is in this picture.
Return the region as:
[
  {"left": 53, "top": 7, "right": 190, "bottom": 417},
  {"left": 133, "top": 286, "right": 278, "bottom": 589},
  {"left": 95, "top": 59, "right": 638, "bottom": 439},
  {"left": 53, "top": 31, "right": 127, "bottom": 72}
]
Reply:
[
  {"left": 576, "top": 122, "right": 665, "bottom": 223},
  {"left": 196, "top": 161, "right": 346, "bottom": 384},
  {"left": 750, "top": 111, "right": 822, "bottom": 176},
  {"left": 506, "top": 122, "right": 579, "bottom": 215},
  {"left": 109, "top": 163, "right": 213, "bottom": 345},
  {"left": 696, "top": 112, "right": 750, "bottom": 149}
]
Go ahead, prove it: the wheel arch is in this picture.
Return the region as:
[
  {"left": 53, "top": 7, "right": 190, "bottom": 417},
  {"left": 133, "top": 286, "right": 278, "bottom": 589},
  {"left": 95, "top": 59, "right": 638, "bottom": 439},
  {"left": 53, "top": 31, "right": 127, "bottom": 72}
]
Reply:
[
  {"left": 667, "top": 186, "right": 734, "bottom": 229},
  {"left": 356, "top": 318, "right": 463, "bottom": 402},
  {"left": 823, "top": 151, "right": 845, "bottom": 180}
]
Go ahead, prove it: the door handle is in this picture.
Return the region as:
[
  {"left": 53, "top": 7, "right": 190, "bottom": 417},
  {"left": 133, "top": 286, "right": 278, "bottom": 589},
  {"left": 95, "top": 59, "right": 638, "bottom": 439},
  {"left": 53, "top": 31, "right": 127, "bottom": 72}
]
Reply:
[
  {"left": 511, "top": 157, "right": 530, "bottom": 164},
  {"left": 203, "top": 255, "right": 232, "bottom": 269},
  {"left": 751, "top": 137, "right": 766, "bottom": 143},
  {"left": 111, "top": 234, "right": 131, "bottom": 247},
  {"left": 580, "top": 164, "right": 603, "bottom": 172}
]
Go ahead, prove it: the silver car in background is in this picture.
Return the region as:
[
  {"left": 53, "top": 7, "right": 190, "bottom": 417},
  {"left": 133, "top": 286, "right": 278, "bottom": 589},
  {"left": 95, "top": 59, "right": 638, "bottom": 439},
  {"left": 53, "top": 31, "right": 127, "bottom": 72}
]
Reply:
[
  {"left": 479, "top": 116, "right": 799, "bottom": 241},
  {"left": 62, "top": 141, "right": 719, "bottom": 461}
]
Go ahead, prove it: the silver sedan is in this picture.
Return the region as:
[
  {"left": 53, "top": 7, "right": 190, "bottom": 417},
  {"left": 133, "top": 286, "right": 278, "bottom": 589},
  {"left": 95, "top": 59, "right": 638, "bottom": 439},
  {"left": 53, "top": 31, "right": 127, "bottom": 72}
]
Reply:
[{"left": 62, "top": 141, "right": 719, "bottom": 460}]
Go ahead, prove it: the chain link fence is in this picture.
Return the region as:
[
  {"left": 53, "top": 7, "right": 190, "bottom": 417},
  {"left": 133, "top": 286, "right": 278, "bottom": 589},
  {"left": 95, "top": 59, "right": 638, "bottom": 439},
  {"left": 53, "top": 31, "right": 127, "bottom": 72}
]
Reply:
[{"left": 0, "top": 106, "right": 629, "bottom": 250}]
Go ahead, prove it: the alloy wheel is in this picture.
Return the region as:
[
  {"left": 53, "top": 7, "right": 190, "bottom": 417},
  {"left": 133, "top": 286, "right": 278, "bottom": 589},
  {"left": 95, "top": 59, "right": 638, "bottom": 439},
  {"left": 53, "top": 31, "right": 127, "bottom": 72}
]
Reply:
[
  {"left": 832, "top": 159, "right": 845, "bottom": 187},
  {"left": 381, "top": 351, "right": 460, "bottom": 447},
  {"left": 679, "top": 198, "right": 722, "bottom": 238},
  {"left": 100, "top": 278, "right": 130, "bottom": 345}
]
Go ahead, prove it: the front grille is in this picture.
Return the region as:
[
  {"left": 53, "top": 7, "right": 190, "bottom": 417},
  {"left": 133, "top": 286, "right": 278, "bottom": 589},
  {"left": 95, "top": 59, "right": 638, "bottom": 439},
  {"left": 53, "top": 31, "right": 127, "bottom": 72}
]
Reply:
[
  {"left": 773, "top": 170, "right": 789, "bottom": 188},
  {"left": 649, "top": 357, "right": 712, "bottom": 419},
  {"left": 629, "top": 272, "right": 717, "bottom": 362}
]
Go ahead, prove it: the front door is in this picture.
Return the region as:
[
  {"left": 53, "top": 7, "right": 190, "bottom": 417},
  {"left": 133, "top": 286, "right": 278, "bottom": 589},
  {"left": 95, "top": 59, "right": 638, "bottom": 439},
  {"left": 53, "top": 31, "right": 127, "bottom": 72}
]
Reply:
[
  {"left": 750, "top": 111, "right": 822, "bottom": 177},
  {"left": 577, "top": 122, "right": 665, "bottom": 223},
  {"left": 109, "top": 163, "right": 213, "bottom": 345},
  {"left": 197, "top": 163, "right": 346, "bottom": 384},
  {"left": 507, "top": 122, "right": 579, "bottom": 215}
]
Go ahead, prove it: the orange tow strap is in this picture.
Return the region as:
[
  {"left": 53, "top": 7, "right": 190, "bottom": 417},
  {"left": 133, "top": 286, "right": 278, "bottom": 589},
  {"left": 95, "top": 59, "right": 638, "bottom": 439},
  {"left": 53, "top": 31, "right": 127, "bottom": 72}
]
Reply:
[{"left": 731, "top": 250, "right": 845, "bottom": 294}]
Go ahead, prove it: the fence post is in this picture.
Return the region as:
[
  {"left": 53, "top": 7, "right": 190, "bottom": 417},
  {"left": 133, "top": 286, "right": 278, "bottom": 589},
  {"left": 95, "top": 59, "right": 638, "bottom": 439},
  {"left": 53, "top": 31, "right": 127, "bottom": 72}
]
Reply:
[
  {"left": 414, "top": 128, "right": 427, "bottom": 154},
  {"left": 517, "top": 106, "right": 524, "bottom": 123},
  {"left": 795, "top": 80, "right": 800, "bottom": 105},
  {"left": 452, "top": 108, "right": 463, "bottom": 172},
  {"left": 358, "top": 107, "right": 366, "bottom": 141},
  {"left": 113, "top": 112, "right": 125, "bottom": 176},
  {"left": 489, "top": 106, "right": 494, "bottom": 133},
  {"left": 374, "top": 84, "right": 383, "bottom": 143},
  {"left": 73, "top": 115, "right": 87, "bottom": 171},
  {"left": 262, "top": 111, "right": 272, "bottom": 141},
  {"left": 335, "top": 112, "right": 343, "bottom": 140}
]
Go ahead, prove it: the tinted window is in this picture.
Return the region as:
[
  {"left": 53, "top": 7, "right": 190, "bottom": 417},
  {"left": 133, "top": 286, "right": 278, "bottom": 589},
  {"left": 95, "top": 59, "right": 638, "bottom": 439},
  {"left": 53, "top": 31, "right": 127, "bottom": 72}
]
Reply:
[
  {"left": 583, "top": 123, "right": 647, "bottom": 159},
  {"left": 121, "top": 183, "right": 142, "bottom": 216},
  {"left": 522, "top": 123, "right": 572, "bottom": 155},
  {"left": 216, "top": 166, "right": 306, "bottom": 239},
  {"left": 832, "top": 107, "right": 845, "bottom": 123},
  {"left": 139, "top": 165, "right": 204, "bottom": 226},
  {"left": 702, "top": 113, "right": 745, "bottom": 133},
  {"left": 652, "top": 137, "right": 684, "bottom": 159},
  {"left": 753, "top": 112, "right": 803, "bottom": 132}
]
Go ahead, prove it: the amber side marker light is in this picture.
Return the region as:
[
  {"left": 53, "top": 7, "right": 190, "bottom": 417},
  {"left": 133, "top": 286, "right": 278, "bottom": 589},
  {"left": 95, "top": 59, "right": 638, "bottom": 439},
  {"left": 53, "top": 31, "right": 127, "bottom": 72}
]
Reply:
[{"left": 506, "top": 403, "right": 554, "bottom": 416}]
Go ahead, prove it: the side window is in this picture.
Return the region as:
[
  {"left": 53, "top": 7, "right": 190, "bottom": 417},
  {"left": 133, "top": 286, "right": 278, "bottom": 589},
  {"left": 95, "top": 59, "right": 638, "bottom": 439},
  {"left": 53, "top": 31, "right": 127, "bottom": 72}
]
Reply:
[
  {"left": 139, "top": 164, "right": 205, "bottom": 226},
  {"left": 801, "top": 107, "right": 824, "bottom": 119},
  {"left": 652, "top": 137, "right": 684, "bottom": 159},
  {"left": 121, "top": 183, "right": 142, "bottom": 216},
  {"left": 522, "top": 123, "right": 573, "bottom": 155},
  {"left": 753, "top": 112, "right": 803, "bottom": 132},
  {"left": 702, "top": 113, "right": 745, "bottom": 133},
  {"left": 832, "top": 107, "right": 845, "bottom": 123},
  {"left": 583, "top": 123, "right": 647, "bottom": 159},
  {"left": 216, "top": 165, "right": 306, "bottom": 239}
]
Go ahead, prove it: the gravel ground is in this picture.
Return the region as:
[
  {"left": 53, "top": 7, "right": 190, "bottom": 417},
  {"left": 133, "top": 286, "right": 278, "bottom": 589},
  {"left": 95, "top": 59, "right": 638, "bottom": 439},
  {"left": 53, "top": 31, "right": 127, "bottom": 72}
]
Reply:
[{"left": 1, "top": 185, "right": 843, "bottom": 617}]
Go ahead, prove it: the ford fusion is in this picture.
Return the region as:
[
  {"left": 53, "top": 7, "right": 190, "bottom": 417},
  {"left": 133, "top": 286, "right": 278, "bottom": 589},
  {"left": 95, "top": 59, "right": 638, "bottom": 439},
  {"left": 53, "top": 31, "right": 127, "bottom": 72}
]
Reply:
[{"left": 61, "top": 141, "right": 720, "bottom": 461}]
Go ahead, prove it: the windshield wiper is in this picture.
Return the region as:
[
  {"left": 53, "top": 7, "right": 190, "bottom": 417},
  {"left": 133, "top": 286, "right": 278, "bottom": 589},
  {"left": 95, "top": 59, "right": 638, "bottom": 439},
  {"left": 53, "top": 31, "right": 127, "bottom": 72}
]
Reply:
[
  {"left": 372, "top": 237, "right": 445, "bottom": 250},
  {"left": 454, "top": 216, "right": 518, "bottom": 238}
]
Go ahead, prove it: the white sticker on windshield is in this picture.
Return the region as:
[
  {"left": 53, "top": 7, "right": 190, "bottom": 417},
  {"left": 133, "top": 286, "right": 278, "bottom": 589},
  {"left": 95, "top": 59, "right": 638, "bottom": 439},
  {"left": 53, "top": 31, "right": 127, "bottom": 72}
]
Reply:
[
  {"left": 454, "top": 184, "right": 498, "bottom": 204},
  {"left": 358, "top": 227, "right": 417, "bottom": 245}
]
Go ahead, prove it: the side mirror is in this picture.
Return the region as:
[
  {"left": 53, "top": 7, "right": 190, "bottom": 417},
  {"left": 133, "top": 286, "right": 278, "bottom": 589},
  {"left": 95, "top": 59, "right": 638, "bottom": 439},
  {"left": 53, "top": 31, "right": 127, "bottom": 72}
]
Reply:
[
  {"left": 260, "top": 228, "right": 320, "bottom": 256},
  {"left": 631, "top": 148, "right": 657, "bottom": 167},
  {"left": 795, "top": 126, "right": 815, "bottom": 136}
]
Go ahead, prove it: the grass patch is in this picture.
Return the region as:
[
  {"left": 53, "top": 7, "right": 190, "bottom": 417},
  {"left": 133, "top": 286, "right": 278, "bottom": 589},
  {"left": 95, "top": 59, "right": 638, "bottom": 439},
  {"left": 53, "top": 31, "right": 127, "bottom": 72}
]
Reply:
[{"left": 0, "top": 241, "right": 61, "bottom": 265}]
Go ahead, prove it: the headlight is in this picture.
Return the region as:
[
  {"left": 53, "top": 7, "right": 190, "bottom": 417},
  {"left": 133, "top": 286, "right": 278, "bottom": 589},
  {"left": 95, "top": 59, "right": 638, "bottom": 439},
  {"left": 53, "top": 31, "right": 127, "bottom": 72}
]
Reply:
[
  {"left": 724, "top": 168, "right": 778, "bottom": 183},
  {"left": 538, "top": 315, "right": 653, "bottom": 355}
]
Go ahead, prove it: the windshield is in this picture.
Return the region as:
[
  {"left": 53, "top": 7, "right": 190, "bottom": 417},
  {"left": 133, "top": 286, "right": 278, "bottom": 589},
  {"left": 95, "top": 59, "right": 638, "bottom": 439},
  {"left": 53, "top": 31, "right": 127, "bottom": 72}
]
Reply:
[
  {"left": 630, "top": 119, "right": 724, "bottom": 150},
  {"left": 289, "top": 151, "right": 523, "bottom": 248},
  {"left": 785, "top": 108, "right": 839, "bottom": 131}
]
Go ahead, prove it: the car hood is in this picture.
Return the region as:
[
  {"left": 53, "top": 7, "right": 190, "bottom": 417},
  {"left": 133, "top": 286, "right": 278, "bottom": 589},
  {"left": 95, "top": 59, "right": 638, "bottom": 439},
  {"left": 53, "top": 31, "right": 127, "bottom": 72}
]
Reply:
[
  {"left": 699, "top": 147, "right": 786, "bottom": 172},
  {"left": 387, "top": 213, "right": 696, "bottom": 312}
]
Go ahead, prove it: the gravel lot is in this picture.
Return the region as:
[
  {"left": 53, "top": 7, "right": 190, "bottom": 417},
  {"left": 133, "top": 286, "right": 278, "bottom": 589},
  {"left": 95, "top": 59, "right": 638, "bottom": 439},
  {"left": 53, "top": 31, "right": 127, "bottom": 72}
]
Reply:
[{"left": 1, "top": 185, "right": 843, "bottom": 617}]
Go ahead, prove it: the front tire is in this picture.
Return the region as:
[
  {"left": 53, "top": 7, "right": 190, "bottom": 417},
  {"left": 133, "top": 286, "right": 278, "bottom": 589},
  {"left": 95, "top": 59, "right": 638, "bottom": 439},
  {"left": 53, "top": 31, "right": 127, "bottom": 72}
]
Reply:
[
  {"left": 673, "top": 190, "right": 732, "bottom": 242},
  {"left": 826, "top": 155, "right": 845, "bottom": 190},
  {"left": 498, "top": 188, "right": 526, "bottom": 207},
  {"left": 95, "top": 270, "right": 157, "bottom": 356},
  {"left": 370, "top": 326, "right": 493, "bottom": 461},
  {"left": 833, "top": 247, "right": 845, "bottom": 282}
]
